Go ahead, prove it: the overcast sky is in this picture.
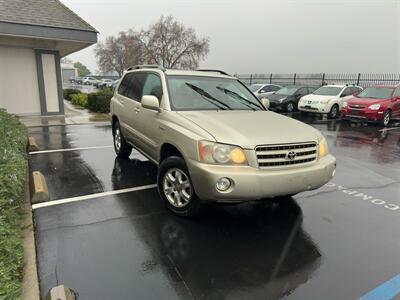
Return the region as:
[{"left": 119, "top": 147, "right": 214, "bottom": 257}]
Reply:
[{"left": 61, "top": 0, "right": 400, "bottom": 75}]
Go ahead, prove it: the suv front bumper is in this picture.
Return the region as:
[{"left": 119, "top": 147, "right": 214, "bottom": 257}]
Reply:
[{"left": 187, "top": 155, "right": 336, "bottom": 202}]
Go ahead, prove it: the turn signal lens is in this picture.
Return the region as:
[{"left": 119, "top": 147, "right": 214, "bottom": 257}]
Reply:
[
  {"left": 198, "top": 141, "right": 248, "bottom": 165},
  {"left": 319, "top": 137, "right": 329, "bottom": 158}
]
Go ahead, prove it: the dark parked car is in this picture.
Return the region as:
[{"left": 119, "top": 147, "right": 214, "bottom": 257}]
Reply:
[{"left": 266, "top": 86, "right": 316, "bottom": 112}]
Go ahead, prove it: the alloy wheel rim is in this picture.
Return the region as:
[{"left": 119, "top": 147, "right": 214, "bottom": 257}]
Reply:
[
  {"left": 384, "top": 112, "right": 390, "bottom": 126},
  {"left": 287, "top": 103, "right": 294, "bottom": 112},
  {"left": 114, "top": 128, "right": 121, "bottom": 151},
  {"left": 331, "top": 106, "right": 338, "bottom": 118},
  {"left": 163, "top": 168, "right": 192, "bottom": 208}
]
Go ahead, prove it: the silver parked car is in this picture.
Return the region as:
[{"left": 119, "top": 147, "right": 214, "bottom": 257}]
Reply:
[
  {"left": 249, "top": 83, "right": 282, "bottom": 99},
  {"left": 110, "top": 66, "right": 336, "bottom": 217}
]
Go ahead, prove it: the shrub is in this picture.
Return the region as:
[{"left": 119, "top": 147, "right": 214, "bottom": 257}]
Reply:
[
  {"left": 63, "top": 88, "right": 81, "bottom": 101},
  {"left": 0, "top": 108, "right": 28, "bottom": 299},
  {"left": 88, "top": 89, "right": 114, "bottom": 113},
  {"left": 71, "top": 93, "right": 88, "bottom": 108}
]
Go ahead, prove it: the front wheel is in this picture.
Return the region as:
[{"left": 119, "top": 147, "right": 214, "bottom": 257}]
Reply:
[
  {"left": 286, "top": 102, "right": 295, "bottom": 112},
  {"left": 382, "top": 110, "right": 391, "bottom": 127},
  {"left": 328, "top": 104, "right": 339, "bottom": 119},
  {"left": 158, "top": 156, "right": 202, "bottom": 217}
]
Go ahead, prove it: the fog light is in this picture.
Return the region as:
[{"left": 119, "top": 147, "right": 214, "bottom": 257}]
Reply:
[{"left": 216, "top": 177, "right": 231, "bottom": 191}]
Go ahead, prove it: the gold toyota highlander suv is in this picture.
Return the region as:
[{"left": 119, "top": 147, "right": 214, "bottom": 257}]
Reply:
[{"left": 110, "top": 65, "right": 336, "bottom": 216}]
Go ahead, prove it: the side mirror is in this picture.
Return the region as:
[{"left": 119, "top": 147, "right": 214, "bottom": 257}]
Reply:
[
  {"left": 141, "top": 95, "right": 159, "bottom": 110},
  {"left": 261, "top": 98, "right": 270, "bottom": 109}
]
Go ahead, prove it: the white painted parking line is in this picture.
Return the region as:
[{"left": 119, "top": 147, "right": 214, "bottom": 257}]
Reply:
[
  {"left": 378, "top": 127, "right": 400, "bottom": 132},
  {"left": 29, "top": 145, "right": 113, "bottom": 154},
  {"left": 32, "top": 184, "right": 157, "bottom": 210}
]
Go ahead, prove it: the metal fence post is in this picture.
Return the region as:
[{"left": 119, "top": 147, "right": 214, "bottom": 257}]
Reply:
[
  {"left": 249, "top": 74, "right": 253, "bottom": 85},
  {"left": 293, "top": 73, "right": 296, "bottom": 85},
  {"left": 356, "top": 73, "right": 361, "bottom": 86},
  {"left": 321, "top": 73, "right": 325, "bottom": 86},
  {"left": 269, "top": 73, "right": 273, "bottom": 84}
]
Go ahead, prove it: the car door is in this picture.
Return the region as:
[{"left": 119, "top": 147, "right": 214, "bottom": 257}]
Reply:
[
  {"left": 257, "top": 85, "right": 274, "bottom": 99},
  {"left": 392, "top": 86, "right": 400, "bottom": 117},
  {"left": 294, "top": 87, "right": 309, "bottom": 104},
  {"left": 133, "top": 73, "right": 164, "bottom": 159},
  {"left": 338, "top": 87, "right": 353, "bottom": 108}
]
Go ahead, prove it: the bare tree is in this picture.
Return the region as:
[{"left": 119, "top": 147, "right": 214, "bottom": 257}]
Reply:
[
  {"left": 140, "top": 16, "right": 210, "bottom": 69},
  {"left": 94, "top": 29, "right": 144, "bottom": 76}
]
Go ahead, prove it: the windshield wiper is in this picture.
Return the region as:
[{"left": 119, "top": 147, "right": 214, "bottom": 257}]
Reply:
[
  {"left": 215, "top": 86, "right": 262, "bottom": 111},
  {"left": 185, "top": 83, "right": 231, "bottom": 110}
]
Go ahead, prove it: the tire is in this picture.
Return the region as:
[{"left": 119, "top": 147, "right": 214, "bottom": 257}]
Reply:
[
  {"left": 113, "top": 121, "right": 132, "bottom": 158},
  {"left": 157, "top": 156, "right": 202, "bottom": 217},
  {"left": 328, "top": 104, "right": 339, "bottom": 119},
  {"left": 382, "top": 110, "right": 391, "bottom": 127},
  {"left": 286, "top": 102, "right": 295, "bottom": 112}
]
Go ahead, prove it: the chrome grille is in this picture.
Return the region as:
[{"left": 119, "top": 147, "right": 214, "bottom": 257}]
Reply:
[{"left": 256, "top": 142, "right": 317, "bottom": 167}]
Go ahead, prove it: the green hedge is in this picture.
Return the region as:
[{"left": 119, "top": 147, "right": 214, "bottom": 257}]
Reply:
[
  {"left": 63, "top": 88, "right": 81, "bottom": 101},
  {"left": 87, "top": 89, "right": 113, "bottom": 113},
  {"left": 0, "top": 108, "right": 28, "bottom": 299},
  {"left": 71, "top": 93, "right": 88, "bottom": 108}
]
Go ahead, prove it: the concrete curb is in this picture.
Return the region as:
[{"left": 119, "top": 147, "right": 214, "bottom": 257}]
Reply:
[
  {"left": 28, "top": 137, "right": 39, "bottom": 152},
  {"left": 31, "top": 171, "right": 49, "bottom": 204},
  {"left": 45, "top": 285, "right": 76, "bottom": 300},
  {"left": 22, "top": 170, "right": 40, "bottom": 300}
]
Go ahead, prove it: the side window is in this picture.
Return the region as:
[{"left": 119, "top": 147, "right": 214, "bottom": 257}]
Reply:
[
  {"left": 307, "top": 87, "right": 316, "bottom": 94},
  {"left": 341, "top": 87, "right": 352, "bottom": 97},
  {"left": 297, "top": 87, "right": 308, "bottom": 95},
  {"left": 126, "top": 73, "right": 147, "bottom": 102},
  {"left": 117, "top": 73, "right": 133, "bottom": 97},
  {"left": 142, "top": 74, "right": 163, "bottom": 101},
  {"left": 271, "top": 85, "right": 281, "bottom": 92},
  {"left": 260, "top": 85, "right": 271, "bottom": 93},
  {"left": 394, "top": 87, "right": 400, "bottom": 97}
]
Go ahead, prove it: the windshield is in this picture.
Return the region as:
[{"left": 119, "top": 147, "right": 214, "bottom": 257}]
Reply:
[
  {"left": 357, "top": 87, "right": 394, "bottom": 99},
  {"left": 313, "top": 86, "right": 342, "bottom": 96},
  {"left": 167, "top": 76, "right": 264, "bottom": 111},
  {"left": 276, "top": 86, "right": 299, "bottom": 96},
  {"left": 249, "top": 84, "right": 263, "bottom": 92}
]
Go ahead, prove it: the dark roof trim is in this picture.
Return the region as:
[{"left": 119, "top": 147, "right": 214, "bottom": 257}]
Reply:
[{"left": 0, "top": 21, "right": 97, "bottom": 43}]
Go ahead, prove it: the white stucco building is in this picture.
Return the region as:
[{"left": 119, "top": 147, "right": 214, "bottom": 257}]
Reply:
[{"left": 0, "top": 0, "right": 97, "bottom": 116}]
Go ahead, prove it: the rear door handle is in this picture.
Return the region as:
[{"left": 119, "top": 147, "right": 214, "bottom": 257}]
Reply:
[{"left": 134, "top": 107, "right": 140, "bottom": 113}]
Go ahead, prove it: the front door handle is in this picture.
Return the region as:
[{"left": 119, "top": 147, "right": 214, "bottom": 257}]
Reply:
[{"left": 134, "top": 107, "right": 140, "bottom": 113}]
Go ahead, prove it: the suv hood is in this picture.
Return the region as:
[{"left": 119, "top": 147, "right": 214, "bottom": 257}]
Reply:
[
  {"left": 177, "top": 111, "right": 319, "bottom": 149},
  {"left": 301, "top": 94, "right": 336, "bottom": 102},
  {"left": 348, "top": 97, "right": 387, "bottom": 106}
]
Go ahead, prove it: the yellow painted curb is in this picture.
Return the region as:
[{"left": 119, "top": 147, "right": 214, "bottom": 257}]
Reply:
[
  {"left": 28, "top": 137, "right": 39, "bottom": 152},
  {"left": 45, "top": 285, "right": 76, "bottom": 300},
  {"left": 31, "top": 171, "right": 49, "bottom": 204}
]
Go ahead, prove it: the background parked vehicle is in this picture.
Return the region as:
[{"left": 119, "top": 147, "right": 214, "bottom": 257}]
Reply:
[
  {"left": 249, "top": 83, "right": 282, "bottom": 99},
  {"left": 75, "top": 77, "right": 83, "bottom": 84},
  {"left": 95, "top": 78, "right": 114, "bottom": 88},
  {"left": 298, "top": 84, "right": 363, "bottom": 118},
  {"left": 266, "top": 86, "right": 316, "bottom": 112},
  {"left": 341, "top": 85, "right": 400, "bottom": 126},
  {"left": 82, "top": 77, "right": 99, "bottom": 85}
]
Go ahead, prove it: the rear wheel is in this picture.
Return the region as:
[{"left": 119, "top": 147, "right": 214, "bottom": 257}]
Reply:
[
  {"left": 286, "top": 102, "right": 295, "bottom": 112},
  {"left": 382, "top": 110, "right": 391, "bottom": 127},
  {"left": 113, "top": 121, "right": 132, "bottom": 158},
  {"left": 328, "top": 104, "right": 339, "bottom": 119},
  {"left": 158, "top": 156, "right": 202, "bottom": 217}
]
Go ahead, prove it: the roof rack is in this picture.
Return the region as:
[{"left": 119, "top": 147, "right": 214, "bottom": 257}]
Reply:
[
  {"left": 127, "top": 65, "right": 166, "bottom": 71},
  {"left": 196, "top": 69, "right": 230, "bottom": 76}
]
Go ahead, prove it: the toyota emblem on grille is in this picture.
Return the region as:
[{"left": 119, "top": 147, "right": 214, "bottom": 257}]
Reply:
[{"left": 286, "top": 151, "right": 296, "bottom": 160}]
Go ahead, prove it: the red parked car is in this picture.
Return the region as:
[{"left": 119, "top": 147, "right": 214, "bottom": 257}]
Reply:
[{"left": 341, "top": 85, "right": 400, "bottom": 126}]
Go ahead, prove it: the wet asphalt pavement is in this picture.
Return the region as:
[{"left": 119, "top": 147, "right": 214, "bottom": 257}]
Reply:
[{"left": 29, "top": 114, "right": 400, "bottom": 300}]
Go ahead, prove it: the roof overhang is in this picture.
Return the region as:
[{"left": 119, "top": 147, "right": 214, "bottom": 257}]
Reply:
[{"left": 0, "top": 21, "right": 97, "bottom": 56}]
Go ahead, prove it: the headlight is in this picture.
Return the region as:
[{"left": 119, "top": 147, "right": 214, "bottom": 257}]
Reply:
[
  {"left": 318, "top": 137, "right": 329, "bottom": 158},
  {"left": 343, "top": 102, "right": 348, "bottom": 108},
  {"left": 198, "top": 141, "right": 248, "bottom": 165},
  {"left": 368, "top": 104, "right": 380, "bottom": 110}
]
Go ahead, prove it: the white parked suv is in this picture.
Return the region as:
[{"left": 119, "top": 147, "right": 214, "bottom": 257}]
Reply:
[{"left": 298, "top": 85, "right": 363, "bottom": 118}]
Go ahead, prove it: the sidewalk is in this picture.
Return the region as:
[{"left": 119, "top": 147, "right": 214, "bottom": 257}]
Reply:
[{"left": 18, "top": 101, "right": 110, "bottom": 127}]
